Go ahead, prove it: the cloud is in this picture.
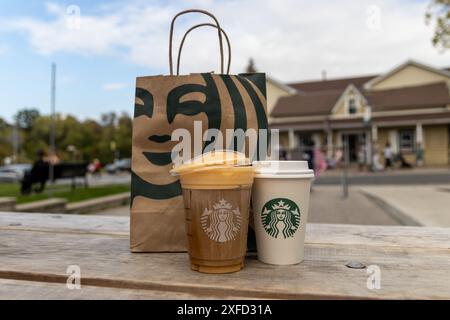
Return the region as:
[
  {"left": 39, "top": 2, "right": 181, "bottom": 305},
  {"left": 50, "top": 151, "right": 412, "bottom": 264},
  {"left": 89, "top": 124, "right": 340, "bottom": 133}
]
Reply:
[
  {"left": 0, "top": 0, "right": 448, "bottom": 81},
  {"left": 102, "top": 82, "right": 127, "bottom": 91}
]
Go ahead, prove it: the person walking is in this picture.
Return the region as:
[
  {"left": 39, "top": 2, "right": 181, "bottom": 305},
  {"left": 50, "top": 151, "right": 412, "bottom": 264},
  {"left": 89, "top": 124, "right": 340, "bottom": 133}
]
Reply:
[
  {"left": 371, "top": 144, "right": 383, "bottom": 171},
  {"left": 314, "top": 146, "right": 328, "bottom": 177},
  {"left": 384, "top": 142, "right": 393, "bottom": 169},
  {"left": 357, "top": 144, "right": 366, "bottom": 171}
]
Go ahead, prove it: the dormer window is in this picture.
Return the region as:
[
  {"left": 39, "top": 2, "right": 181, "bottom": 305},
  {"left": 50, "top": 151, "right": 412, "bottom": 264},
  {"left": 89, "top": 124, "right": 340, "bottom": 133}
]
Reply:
[{"left": 348, "top": 98, "right": 357, "bottom": 114}]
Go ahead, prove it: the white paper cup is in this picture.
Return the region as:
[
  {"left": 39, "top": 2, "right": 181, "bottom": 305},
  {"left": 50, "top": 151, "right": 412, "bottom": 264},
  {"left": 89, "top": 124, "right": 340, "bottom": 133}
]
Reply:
[{"left": 252, "top": 161, "right": 314, "bottom": 265}]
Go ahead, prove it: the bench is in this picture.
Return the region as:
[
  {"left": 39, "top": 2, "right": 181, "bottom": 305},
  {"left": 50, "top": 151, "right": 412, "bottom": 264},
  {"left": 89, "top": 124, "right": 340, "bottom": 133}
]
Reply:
[
  {"left": 52, "top": 163, "right": 89, "bottom": 188},
  {"left": 0, "top": 212, "right": 449, "bottom": 299},
  {"left": 21, "top": 163, "right": 88, "bottom": 194}
]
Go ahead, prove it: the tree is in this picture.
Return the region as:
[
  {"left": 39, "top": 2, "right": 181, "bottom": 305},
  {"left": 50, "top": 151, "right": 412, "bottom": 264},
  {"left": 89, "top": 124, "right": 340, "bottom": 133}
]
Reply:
[
  {"left": 425, "top": 0, "right": 450, "bottom": 51},
  {"left": 14, "top": 108, "right": 40, "bottom": 131},
  {"left": 2, "top": 110, "right": 132, "bottom": 165},
  {"left": 115, "top": 112, "right": 132, "bottom": 159},
  {"left": 0, "top": 117, "right": 12, "bottom": 164},
  {"left": 246, "top": 58, "right": 257, "bottom": 73}
]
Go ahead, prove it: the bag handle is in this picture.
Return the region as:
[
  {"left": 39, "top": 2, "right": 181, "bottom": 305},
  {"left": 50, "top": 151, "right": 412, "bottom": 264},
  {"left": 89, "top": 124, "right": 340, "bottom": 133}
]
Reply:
[
  {"left": 169, "top": 9, "right": 224, "bottom": 75},
  {"left": 177, "top": 23, "right": 231, "bottom": 75}
]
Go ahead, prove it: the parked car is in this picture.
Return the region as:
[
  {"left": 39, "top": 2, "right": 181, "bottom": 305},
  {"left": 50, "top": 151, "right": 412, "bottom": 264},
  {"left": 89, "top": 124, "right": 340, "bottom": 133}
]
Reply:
[
  {"left": 0, "top": 164, "right": 32, "bottom": 183},
  {"left": 104, "top": 158, "right": 131, "bottom": 174}
]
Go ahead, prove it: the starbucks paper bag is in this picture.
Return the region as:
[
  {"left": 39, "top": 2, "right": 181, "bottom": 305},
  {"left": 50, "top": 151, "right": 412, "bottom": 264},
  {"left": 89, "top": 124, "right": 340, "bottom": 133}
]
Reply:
[{"left": 130, "top": 9, "right": 267, "bottom": 252}]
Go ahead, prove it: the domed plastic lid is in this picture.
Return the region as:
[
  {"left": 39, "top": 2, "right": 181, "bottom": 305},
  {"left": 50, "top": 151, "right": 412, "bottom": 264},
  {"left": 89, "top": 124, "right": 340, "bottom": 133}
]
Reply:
[
  {"left": 171, "top": 150, "right": 250, "bottom": 175},
  {"left": 252, "top": 161, "right": 314, "bottom": 179}
]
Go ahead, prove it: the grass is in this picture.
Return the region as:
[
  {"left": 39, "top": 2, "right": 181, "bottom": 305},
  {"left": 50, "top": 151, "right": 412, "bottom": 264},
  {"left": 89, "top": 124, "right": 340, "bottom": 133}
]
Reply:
[{"left": 0, "top": 183, "right": 130, "bottom": 204}]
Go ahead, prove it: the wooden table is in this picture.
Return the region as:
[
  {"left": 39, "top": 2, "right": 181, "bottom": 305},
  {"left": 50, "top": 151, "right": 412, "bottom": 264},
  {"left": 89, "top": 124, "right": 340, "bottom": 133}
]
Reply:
[{"left": 0, "top": 212, "right": 449, "bottom": 299}]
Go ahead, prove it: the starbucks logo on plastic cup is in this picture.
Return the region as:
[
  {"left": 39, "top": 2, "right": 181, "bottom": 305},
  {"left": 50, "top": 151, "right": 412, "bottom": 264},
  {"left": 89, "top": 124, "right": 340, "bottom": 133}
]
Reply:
[
  {"left": 261, "top": 198, "right": 300, "bottom": 239},
  {"left": 201, "top": 199, "right": 241, "bottom": 243}
]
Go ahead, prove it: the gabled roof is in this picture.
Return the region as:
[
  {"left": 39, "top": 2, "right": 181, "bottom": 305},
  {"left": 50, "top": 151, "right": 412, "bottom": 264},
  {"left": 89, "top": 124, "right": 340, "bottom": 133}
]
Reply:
[
  {"left": 330, "top": 84, "right": 368, "bottom": 114},
  {"left": 271, "top": 60, "right": 450, "bottom": 119},
  {"left": 288, "top": 75, "right": 377, "bottom": 93},
  {"left": 271, "top": 82, "right": 450, "bottom": 118},
  {"left": 364, "top": 60, "right": 450, "bottom": 90},
  {"left": 368, "top": 82, "right": 450, "bottom": 112},
  {"left": 271, "top": 91, "right": 342, "bottom": 117},
  {"left": 267, "top": 76, "right": 297, "bottom": 94}
]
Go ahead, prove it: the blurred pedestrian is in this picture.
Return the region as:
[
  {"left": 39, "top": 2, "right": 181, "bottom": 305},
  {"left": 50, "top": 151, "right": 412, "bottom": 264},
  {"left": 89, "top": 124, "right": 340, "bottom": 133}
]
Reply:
[
  {"left": 372, "top": 144, "right": 384, "bottom": 172},
  {"left": 21, "top": 149, "right": 49, "bottom": 195},
  {"left": 334, "top": 146, "right": 343, "bottom": 169},
  {"left": 313, "top": 146, "right": 327, "bottom": 177},
  {"left": 384, "top": 142, "right": 393, "bottom": 169},
  {"left": 357, "top": 143, "right": 366, "bottom": 171},
  {"left": 45, "top": 152, "right": 60, "bottom": 165},
  {"left": 88, "top": 158, "right": 102, "bottom": 176}
]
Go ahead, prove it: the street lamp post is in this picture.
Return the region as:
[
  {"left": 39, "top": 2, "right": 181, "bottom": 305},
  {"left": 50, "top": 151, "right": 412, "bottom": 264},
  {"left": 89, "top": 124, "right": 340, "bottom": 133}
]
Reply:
[
  {"left": 48, "top": 63, "right": 56, "bottom": 197},
  {"left": 12, "top": 121, "right": 19, "bottom": 164},
  {"left": 341, "top": 134, "right": 349, "bottom": 199},
  {"left": 363, "top": 106, "right": 373, "bottom": 171}
]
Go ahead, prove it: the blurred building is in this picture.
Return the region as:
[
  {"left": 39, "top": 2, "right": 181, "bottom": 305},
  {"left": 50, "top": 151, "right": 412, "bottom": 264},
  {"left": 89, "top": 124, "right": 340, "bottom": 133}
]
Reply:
[{"left": 268, "top": 60, "right": 450, "bottom": 166}]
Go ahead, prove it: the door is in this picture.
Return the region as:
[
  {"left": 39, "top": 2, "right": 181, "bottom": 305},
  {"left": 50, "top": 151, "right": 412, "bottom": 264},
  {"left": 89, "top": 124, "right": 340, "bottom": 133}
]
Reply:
[{"left": 342, "top": 133, "right": 366, "bottom": 163}]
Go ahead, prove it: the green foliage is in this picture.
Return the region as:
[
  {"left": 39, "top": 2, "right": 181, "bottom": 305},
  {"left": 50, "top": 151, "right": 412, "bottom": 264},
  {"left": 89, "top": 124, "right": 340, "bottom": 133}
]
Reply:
[
  {"left": 0, "top": 110, "right": 132, "bottom": 166},
  {"left": 426, "top": 0, "right": 450, "bottom": 51},
  {"left": 14, "top": 108, "right": 40, "bottom": 131},
  {"left": 0, "top": 118, "right": 12, "bottom": 162}
]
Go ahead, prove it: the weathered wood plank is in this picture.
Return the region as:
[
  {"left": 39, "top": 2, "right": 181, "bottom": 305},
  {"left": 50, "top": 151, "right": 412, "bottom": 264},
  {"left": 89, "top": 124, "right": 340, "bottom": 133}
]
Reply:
[
  {"left": 0, "top": 228, "right": 448, "bottom": 299},
  {"left": 307, "top": 223, "right": 450, "bottom": 249},
  {"left": 0, "top": 212, "right": 129, "bottom": 235},
  {"left": 0, "top": 279, "right": 253, "bottom": 300},
  {"left": 1, "top": 212, "right": 449, "bottom": 249}
]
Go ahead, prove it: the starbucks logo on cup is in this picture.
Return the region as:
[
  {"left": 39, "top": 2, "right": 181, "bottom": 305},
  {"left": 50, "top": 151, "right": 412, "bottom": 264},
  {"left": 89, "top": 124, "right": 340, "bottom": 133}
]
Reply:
[
  {"left": 201, "top": 199, "right": 241, "bottom": 243},
  {"left": 261, "top": 198, "right": 300, "bottom": 239}
]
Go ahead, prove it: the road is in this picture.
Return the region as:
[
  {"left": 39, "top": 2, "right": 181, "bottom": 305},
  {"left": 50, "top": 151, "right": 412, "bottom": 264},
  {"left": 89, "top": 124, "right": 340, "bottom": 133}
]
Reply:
[
  {"left": 315, "top": 169, "right": 450, "bottom": 185},
  {"left": 55, "top": 169, "right": 450, "bottom": 186}
]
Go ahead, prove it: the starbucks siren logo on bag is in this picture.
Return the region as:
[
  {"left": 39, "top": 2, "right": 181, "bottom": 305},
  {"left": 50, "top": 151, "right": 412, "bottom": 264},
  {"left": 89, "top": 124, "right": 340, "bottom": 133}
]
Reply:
[
  {"left": 261, "top": 198, "right": 300, "bottom": 239},
  {"left": 201, "top": 199, "right": 242, "bottom": 243}
]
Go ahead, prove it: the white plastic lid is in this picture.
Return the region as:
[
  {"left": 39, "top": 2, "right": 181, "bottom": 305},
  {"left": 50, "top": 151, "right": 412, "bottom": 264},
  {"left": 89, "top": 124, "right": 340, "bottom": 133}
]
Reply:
[{"left": 252, "top": 161, "right": 314, "bottom": 179}]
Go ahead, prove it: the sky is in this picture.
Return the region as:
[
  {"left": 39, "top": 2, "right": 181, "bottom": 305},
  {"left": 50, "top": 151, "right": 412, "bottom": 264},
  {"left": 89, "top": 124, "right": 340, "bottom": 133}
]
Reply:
[{"left": 0, "top": 0, "right": 448, "bottom": 122}]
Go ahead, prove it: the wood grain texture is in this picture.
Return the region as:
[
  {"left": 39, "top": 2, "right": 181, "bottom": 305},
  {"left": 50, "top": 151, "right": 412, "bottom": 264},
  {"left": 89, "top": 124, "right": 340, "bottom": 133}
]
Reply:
[
  {"left": 0, "top": 279, "right": 254, "bottom": 300},
  {"left": 2, "top": 212, "right": 448, "bottom": 249},
  {"left": 1, "top": 213, "right": 449, "bottom": 299},
  {"left": 0, "top": 212, "right": 129, "bottom": 235}
]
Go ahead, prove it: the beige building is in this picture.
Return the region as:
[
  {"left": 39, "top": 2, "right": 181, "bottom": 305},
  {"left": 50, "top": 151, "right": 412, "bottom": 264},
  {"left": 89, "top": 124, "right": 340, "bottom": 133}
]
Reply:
[{"left": 268, "top": 60, "right": 450, "bottom": 167}]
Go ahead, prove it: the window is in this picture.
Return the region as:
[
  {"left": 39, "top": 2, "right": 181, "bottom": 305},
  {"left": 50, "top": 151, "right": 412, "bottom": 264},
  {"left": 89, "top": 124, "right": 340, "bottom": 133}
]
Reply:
[
  {"left": 399, "top": 130, "right": 415, "bottom": 153},
  {"left": 348, "top": 98, "right": 357, "bottom": 114}
]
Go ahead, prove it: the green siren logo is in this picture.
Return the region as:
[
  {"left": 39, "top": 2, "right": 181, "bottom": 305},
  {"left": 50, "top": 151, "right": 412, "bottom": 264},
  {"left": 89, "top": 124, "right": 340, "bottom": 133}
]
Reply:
[
  {"left": 201, "top": 199, "right": 241, "bottom": 243},
  {"left": 261, "top": 198, "right": 300, "bottom": 239}
]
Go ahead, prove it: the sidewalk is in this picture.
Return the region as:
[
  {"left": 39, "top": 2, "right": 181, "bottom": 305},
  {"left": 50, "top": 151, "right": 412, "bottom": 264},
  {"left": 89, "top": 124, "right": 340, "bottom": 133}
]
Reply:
[
  {"left": 308, "top": 186, "right": 402, "bottom": 226},
  {"left": 320, "top": 167, "right": 450, "bottom": 177},
  {"left": 359, "top": 185, "right": 450, "bottom": 227}
]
